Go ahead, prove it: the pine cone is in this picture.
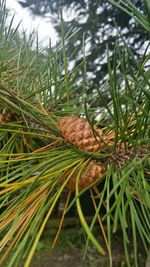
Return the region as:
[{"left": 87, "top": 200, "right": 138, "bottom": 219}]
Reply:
[
  {"left": 105, "top": 144, "right": 150, "bottom": 167},
  {"left": 58, "top": 116, "right": 113, "bottom": 152},
  {"left": 61, "top": 160, "right": 106, "bottom": 191}
]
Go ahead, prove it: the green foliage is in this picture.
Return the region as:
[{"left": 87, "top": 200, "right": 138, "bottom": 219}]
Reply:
[
  {"left": 18, "top": 0, "right": 149, "bottom": 92},
  {"left": 0, "top": 1, "right": 150, "bottom": 267}
]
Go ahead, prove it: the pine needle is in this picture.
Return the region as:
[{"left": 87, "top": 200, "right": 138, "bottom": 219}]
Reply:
[{"left": 52, "top": 190, "right": 72, "bottom": 248}]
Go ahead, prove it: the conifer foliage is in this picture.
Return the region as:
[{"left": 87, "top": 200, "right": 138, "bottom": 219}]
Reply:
[{"left": 0, "top": 1, "right": 150, "bottom": 266}]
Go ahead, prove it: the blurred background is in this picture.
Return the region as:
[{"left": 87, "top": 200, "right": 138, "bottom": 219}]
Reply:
[{"left": 6, "top": 0, "right": 149, "bottom": 94}]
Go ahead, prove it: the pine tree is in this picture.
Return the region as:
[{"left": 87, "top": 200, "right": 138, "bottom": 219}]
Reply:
[
  {"left": 0, "top": 1, "right": 150, "bottom": 266},
  {"left": 18, "top": 0, "right": 149, "bottom": 92}
]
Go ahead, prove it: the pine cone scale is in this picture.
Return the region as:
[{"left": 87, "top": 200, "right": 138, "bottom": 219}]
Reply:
[
  {"left": 61, "top": 161, "right": 106, "bottom": 191},
  {"left": 58, "top": 116, "right": 109, "bottom": 153}
]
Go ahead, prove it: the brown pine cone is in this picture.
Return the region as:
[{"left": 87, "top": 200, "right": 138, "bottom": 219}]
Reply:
[
  {"left": 58, "top": 116, "right": 113, "bottom": 153},
  {"left": 61, "top": 160, "right": 106, "bottom": 191}
]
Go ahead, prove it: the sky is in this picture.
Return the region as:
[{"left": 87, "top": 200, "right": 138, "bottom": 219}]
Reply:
[{"left": 6, "top": 0, "right": 58, "bottom": 47}]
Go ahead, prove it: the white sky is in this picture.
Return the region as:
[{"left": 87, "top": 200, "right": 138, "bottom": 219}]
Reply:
[{"left": 6, "top": 0, "right": 58, "bottom": 47}]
